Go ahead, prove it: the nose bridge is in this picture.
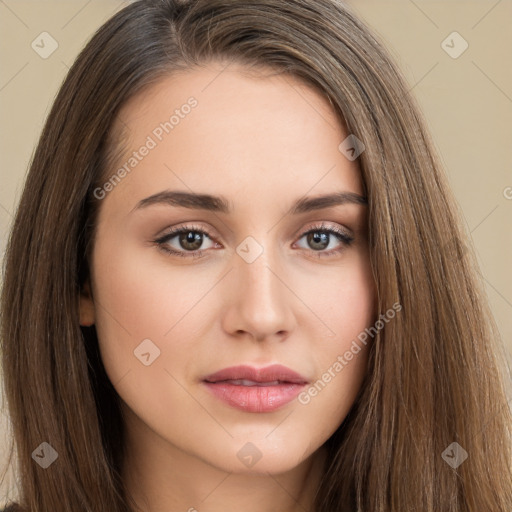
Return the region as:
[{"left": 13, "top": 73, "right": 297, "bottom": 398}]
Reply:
[
  {"left": 225, "top": 234, "right": 295, "bottom": 339},
  {"left": 238, "top": 239, "right": 283, "bottom": 310}
]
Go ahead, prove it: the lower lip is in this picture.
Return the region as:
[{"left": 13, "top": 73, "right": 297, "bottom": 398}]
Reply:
[{"left": 203, "top": 382, "right": 306, "bottom": 412}]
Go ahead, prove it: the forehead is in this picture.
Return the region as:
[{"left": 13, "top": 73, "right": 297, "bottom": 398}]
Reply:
[
  {"left": 119, "top": 61, "right": 338, "bottom": 126},
  {"left": 101, "top": 62, "right": 363, "bottom": 214}
]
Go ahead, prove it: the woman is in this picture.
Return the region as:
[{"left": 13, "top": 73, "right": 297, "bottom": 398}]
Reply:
[{"left": 1, "top": 0, "right": 511, "bottom": 511}]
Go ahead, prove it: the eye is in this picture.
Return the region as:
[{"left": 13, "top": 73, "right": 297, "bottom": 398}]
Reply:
[
  {"left": 153, "top": 224, "right": 218, "bottom": 259},
  {"left": 294, "top": 222, "right": 354, "bottom": 258},
  {"left": 153, "top": 222, "right": 354, "bottom": 259}
]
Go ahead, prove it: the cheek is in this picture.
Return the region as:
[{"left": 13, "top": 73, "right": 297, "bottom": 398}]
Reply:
[
  {"left": 301, "top": 255, "right": 375, "bottom": 409},
  {"left": 311, "top": 250, "right": 376, "bottom": 347},
  {"left": 90, "top": 237, "right": 216, "bottom": 383}
]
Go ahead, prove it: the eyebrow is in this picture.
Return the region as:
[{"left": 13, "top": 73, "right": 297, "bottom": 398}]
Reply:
[{"left": 131, "top": 190, "right": 368, "bottom": 215}]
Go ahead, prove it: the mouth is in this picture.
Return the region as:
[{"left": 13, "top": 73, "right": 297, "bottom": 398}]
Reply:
[
  {"left": 213, "top": 379, "right": 286, "bottom": 386},
  {"left": 202, "top": 364, "right": 308, "bottom": 413}
]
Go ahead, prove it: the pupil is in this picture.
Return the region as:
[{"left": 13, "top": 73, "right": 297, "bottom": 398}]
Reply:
[
  {"left": 308, "top": 232, "right": 329, "bottom": 250},
  {"left": 179, "top": 231, "right": 203, "bottom": 250}
]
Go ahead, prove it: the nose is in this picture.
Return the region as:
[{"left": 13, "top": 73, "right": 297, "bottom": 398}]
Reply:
[{"left": 220, "top": 241, "right": 297, "bottom": 343}]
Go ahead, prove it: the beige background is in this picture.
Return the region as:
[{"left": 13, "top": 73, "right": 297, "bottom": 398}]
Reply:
[{"left": 1, "top": 0, "right": 511, "bottom": 504}]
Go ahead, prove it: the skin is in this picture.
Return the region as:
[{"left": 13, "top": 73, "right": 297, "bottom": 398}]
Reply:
[{"left": 80, "top": 61, "right": 377, "bottom": 512}]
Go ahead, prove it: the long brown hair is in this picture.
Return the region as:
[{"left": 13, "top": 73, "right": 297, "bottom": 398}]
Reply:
[{"left": 1, "top": 1, "right": 511, "bottom": 510}]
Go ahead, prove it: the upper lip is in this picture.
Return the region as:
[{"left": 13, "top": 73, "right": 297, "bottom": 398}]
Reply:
[{"left": 203, "top": 364, "right": 308, "bottom": 384}]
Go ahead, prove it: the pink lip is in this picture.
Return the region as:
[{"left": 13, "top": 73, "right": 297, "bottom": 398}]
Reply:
[{"left": 203, "top": 364, "right": 308, "bottom": 413}]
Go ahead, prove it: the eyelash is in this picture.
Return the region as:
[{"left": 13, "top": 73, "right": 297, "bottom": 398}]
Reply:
[{"left": 153, "top": 222, "right": 355, "bottom": 260}]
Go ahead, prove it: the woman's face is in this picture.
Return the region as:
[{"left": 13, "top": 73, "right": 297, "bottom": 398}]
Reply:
[{"left": 81, "top": 62, "right": 377, "bottom": 475}]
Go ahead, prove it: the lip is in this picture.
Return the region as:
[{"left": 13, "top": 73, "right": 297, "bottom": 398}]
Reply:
[{"left": 203, "top": 364, "right": 308, "bottom": 413}]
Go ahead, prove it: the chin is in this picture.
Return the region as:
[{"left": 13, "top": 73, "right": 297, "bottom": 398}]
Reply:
[{"left": 199, "top": 434, "right": 320, "bottom": 475}]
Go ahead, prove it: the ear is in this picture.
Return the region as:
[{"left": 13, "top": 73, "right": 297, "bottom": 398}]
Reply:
[{"left": 79, "top": 278, "right": 96, "bottom": 326}]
